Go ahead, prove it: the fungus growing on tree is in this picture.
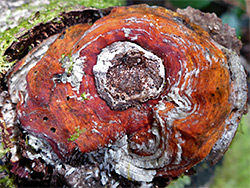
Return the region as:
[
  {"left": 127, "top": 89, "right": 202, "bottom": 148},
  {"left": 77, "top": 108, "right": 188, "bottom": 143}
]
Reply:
[{"left": 0, "top": 4, "right": 247, "bottom": 187}]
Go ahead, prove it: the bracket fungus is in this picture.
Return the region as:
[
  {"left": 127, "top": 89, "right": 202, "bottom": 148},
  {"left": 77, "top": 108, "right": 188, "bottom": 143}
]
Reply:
[{"left": 0, "top": 4, "right": 248, "bottom": 187}]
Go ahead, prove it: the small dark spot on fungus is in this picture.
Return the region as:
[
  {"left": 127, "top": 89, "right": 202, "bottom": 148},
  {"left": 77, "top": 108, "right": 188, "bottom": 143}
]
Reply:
[
  {"left": 50, "top": 127, "right": 56, "bottom": 133},
  {"left": 66, "top": 96, "right": 70, "bottom": 100},
  {"left": 43, "top": 117, "right": 48, "bottom": 122},
  {"left": 53, "top": 74, "right": 62, "bottom": 83}
]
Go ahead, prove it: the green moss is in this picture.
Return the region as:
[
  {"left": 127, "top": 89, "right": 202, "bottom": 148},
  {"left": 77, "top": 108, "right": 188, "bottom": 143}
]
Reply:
[
  {"left": 81, "top": 92, "right": 89, "bottom": 101},
  {"left": 49, "top": 0, "right": 124, "bottom": 9},
  {"left": 0, "top": 31, "right": 18, "bottom": 73},
  {"left": 0, "top": 143, "right": 16, "bottom": 188},
  {"left": 211, "top": 114, "right": 250, "bottom": 188},
  {"left": 68, "top": 126, "right": 87, "bottom": 142}
]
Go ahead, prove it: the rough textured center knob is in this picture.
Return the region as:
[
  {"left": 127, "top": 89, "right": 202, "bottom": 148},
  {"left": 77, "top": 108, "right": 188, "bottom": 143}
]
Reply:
[{"left": 93, "top": 41, "right": 165, "bottom": 110}]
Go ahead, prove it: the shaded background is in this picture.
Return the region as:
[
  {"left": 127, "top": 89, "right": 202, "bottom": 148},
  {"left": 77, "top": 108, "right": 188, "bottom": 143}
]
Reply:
[{"left": 0, "top": 0, "right": 249, "bottom": 187}]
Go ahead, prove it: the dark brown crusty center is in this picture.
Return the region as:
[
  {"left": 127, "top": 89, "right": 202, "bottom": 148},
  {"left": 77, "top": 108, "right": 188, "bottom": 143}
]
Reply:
[
  {"left": 93, "top": 41, "right": 165, "bottom": 111},
  {"left": 106, "top": 51, "right": 163, "bottom": 100}
]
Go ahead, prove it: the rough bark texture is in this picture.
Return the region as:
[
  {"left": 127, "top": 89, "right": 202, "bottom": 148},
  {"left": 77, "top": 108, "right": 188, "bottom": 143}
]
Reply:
[{"left": 177, "top": 6, "right": 242, "bottom": 55}]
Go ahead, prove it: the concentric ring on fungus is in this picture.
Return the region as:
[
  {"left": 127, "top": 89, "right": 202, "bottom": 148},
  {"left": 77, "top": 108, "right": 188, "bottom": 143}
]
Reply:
[{"left": 0, "top": 4, "right": 247, "bottom": 186}]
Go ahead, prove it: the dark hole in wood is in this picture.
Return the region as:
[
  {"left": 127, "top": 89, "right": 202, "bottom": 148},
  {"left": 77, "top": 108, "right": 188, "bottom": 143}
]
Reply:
[
  {"left": 50, "top": 127, "right": 56, "bottom": 133},
  {"left": 43, "top": 116, "right": 49, "bottom": 121}
]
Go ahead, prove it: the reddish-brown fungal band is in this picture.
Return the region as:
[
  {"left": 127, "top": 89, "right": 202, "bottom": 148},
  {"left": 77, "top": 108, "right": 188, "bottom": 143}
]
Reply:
[{"left": 1, "top": 4, "right": 247, "bottom": 184}]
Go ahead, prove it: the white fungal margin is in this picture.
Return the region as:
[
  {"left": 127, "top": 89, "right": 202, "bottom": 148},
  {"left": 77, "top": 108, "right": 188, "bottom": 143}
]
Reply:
[
  {"left": 207, "top": 43, "right": 248, "bottom": 164},
  {"left": 26, "top": 134, "right": 59, "bottom": 164},
  {"left": 8, "top": 34, "right": 59, "bottom": 104},
  {"left": 106, "top": 135, "right": 157, "bottom": 182}
]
